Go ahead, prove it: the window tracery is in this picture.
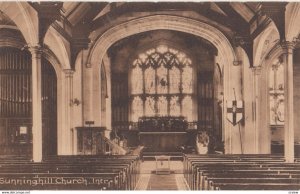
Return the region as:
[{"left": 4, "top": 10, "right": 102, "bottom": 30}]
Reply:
[{"left": 130, "top": 45, "right": 194, "bottom": 122}]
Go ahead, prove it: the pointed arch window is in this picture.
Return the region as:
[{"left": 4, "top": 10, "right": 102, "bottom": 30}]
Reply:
[{"left": 130, "top": 45, "right": 194, "bottom": 122}]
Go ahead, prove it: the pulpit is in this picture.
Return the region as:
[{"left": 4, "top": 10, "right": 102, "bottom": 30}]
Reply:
[{"left": 75, "top": 127, "right": 106, "bottom": 155}]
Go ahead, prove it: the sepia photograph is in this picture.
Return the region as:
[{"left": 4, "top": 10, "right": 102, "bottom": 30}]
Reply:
[{"left": 0, "top": 0, "right": 299, "bottom": 191}]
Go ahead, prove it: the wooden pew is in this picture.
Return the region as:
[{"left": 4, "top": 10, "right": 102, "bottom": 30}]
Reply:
[
  {"left": 183, "top": 154, "right": 300, "bottom": 190},
  {"left": 192, "top": 163, "right": 300, "bottom": 189},
  {"left": 0, "top": 155, "right": 141, "bottom": 190},
  {"left": 208, "top": 177, "right": 300, "bottom": 189},
  {"left": 0, "top": 172, "right": 119, "bottom": 190},
  {"left": 214, "top": 183, "right": 300, "bottom": 190},
  {"left": 197, "top": 169, "right": 300, "bottom": 190}
]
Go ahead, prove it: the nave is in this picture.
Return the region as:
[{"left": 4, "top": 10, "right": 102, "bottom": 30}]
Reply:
[
  {"left": 0, "top": 153, "right": 299, "bottom": 190},
  {"left": 1, "top": 1, "right": 300, "bottom": 190}
]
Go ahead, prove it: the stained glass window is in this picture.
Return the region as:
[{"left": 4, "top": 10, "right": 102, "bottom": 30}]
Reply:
[
  {"left": 269, "top": 58, "right": 284, "bottom": 125},
  {"left": 156, "top": 65, "right": 168, "bottom": 94},
  {"left": 131, "top": 66, "right": 143, "bottom": 94},
  {"left": 145, "top": 96, "right": 155, "bottom": 116},
  {"left": 130, "top": 45, "right": 195, "bottom": 122},
  {"left": 170, "top": 96, "right": 180, "bottom": 116},
  {"left": 157, "top": 96, "right": 168, "bottom": 116},
  {"left": 182, "top": 66, "right": 193, "bottom": 93},
  {"left": 182, "top": 96, "right": 193, "bottom": 121},
  {"left": 169, "top": 66, "right": 180, "bottom": 93},
  {"left": 145, "top": 67, "right": 155, "bottom": 94},
  {"left": 132, "top": 96, "right": 143, "bottom": 122}
]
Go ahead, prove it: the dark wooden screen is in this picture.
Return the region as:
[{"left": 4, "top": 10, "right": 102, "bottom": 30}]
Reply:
[
  {"left": 0, "top": 48, "right": 32, "bottom": 155},
  {"left": 42, "top": 58, "right": 57, "bottom": 156},
  {"left": 197, "top": 71, "right": 214, "bottom": 132},
  {"left": 0, "top": 47, "right": 57, "bottom": 156},
  {"left": 100, "top": 64, "right": 107, "bottom": 122},
  {"left": 111, "top": 72, "right": 129, "bottom": 131}
]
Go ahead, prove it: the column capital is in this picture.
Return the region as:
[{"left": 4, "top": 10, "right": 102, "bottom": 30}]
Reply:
[
  {"left": 28, "top": 45, "right": 43, "bottom": 59},
  {"left": 64, "top": 69, "right": 74, "bottom": 78},
  {"left": 281, "top": 41, "right": 296, "bottom": 54},
  {"left": 252, "top": 66, "right": 262, "bottom": 75}
]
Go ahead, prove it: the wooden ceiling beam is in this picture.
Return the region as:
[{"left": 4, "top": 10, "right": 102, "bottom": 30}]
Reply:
[
  {"left": 261, "top": 2, "right": 288, "bottom": 41},
  {"left": 29, "top": 2, "right": 63, "bottom": 44},
  {"left": 217, "top": 3, "right": 250, "bottom": 34}
]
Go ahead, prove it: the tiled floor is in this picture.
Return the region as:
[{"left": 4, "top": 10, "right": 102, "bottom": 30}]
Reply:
[
  {"left": 140, "top": 160, "right": 184, "bottom": 174},
  {"left": 135, "top": 160, "right": 189, "bottom": 190}
]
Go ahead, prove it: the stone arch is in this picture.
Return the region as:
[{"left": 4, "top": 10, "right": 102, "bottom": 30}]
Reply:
[
  {"left": 0, "top": 34, "right": 66, "bottom": 156},
  {"left": 256, "top": 43, "right": 285, "bottom": 154},
  {"left": 286, "top": 2, "right": 300, "bottom": 41},
  {"left": 254, "top": 23, "right": 280, "bottom": 66},
  {"left": 88, "top": 14, "right": 238, "bottom": 105},
  {"left": 0, "top": 2, "right": 38, "bottom": 46},
  {"left": 42, "top": 47, "right": 64, "bottom": 79},
  {"left": 87, "top": 15, "right": 239, "bottom": 153},
  {"left": 44, "top": 27, "right": 71, "bottom": 70},
  {"left": 0, "top": 34, "right": 63, "bottom": 80},
  {"left": 88, "top": 15, "right": 236, "bottom": 70}
]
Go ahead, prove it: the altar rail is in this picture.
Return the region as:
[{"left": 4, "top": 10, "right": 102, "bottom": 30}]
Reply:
[{"left": 112, "top": 121, "right": 213, "bottom": 132}]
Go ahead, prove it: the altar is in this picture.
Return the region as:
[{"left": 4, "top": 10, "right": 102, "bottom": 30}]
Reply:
[
  {"left": 138, "top": 116, "right": 188, "bottom": 152},
  {"left": 139, "top": 131, "right": 187, "bottom": 151}
]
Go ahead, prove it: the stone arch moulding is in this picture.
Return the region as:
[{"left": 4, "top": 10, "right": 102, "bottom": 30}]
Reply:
[
  {"left": 44, "top": 26, "right": 71, "bottom": 70},
  {"left": 87, "top": 14, "right": 239, "bottom": 152},
  {"left": 253, "top": 23, "right": 280, "bottom": 67},
  {"left": 257, "top": 42, "right": 285, "bottom": 154},
  {"left": 88, "top": 15, "right": 236, "bottom": 69},
  {"left": 88, "top": 14, "right": 238, "bottom": 101},
  {"left": 0, "top": 36, "right": 63, "bottom": 79},
  {"left": 0, "top": 35, "right": 66, "bottom": 156},
  {"left": 286, "top": 2, "right": 300, "bottom": 42},
  {"left": 0, "top": 2, "right": 38, "bottom": 46}
]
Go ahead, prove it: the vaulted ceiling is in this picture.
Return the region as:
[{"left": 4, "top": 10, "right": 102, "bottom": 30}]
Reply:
[
  {"left": 25, "top": 2, "right": 286, "bottom": 41},
  {"left": 1, "top": 2, "right": 289, "bottom": 68}
]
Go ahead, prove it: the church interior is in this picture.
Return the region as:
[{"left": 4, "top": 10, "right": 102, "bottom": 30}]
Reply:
[{"left": 0, "top": 1, "right": 300, "bottom": 190}]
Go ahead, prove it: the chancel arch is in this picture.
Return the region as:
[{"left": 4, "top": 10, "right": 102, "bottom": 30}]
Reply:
[
  {"left": 2, "top": 2, "right": 300, "bottom": 191},
  {"left": 102, "top": 30, "right": 223, "bottom": 152},
  {"left": 87, "top": 15, "right": 244, "bottom": 153}
]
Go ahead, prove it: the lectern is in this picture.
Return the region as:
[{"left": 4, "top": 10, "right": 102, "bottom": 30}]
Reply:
[{"left": 155, "top": 155, "right": 171, "bottom": 174}]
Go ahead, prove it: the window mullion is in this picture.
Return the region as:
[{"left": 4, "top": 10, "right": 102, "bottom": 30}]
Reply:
[{"left": 142, "top": 66, "right": 145, "bottom": 117}]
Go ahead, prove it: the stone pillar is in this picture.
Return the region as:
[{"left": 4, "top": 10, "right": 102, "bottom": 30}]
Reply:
[
  {"left": 83, "top": 64, "right": 94, "bottom": 125},
  {"left": 103, "top": 54, "right": 112, "bottom": 138},
  {"left": 282, "top": 42, "right": 295, "bottom": 163},
  {"left": 29, "top": 46, "right": 43, "bottom": 162},
  {"left": 253, "top": 66, "right": 262, "bottom": 154},
  {"left": 225, "top": 47, "right": 243, "bottom": 154},
  {"left": 64, "top": 69, "right": 74, "bottom": 155}
]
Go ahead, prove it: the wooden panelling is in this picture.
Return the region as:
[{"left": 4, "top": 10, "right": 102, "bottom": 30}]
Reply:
[
  {"left": 0, "top": 47, "right": 57, "bottom": 156},
  {"left": 197, "top": 71, "right": 214, "bottom": 132},
  {"left": 111, "top": 73, "right": 129, "bottom": 130}
]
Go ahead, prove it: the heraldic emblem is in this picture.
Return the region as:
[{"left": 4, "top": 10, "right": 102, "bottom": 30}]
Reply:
[{"left": 227, "top": 100, "right": 243, "bottom": 126}]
